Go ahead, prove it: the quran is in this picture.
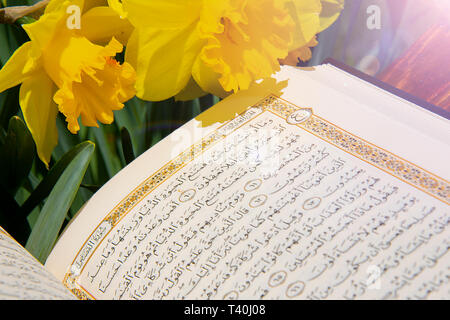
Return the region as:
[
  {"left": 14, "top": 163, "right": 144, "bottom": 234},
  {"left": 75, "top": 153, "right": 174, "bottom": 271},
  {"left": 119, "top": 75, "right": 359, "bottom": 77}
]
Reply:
[{"left": 1, "top": 62, "right": 449, "bottom": 300}]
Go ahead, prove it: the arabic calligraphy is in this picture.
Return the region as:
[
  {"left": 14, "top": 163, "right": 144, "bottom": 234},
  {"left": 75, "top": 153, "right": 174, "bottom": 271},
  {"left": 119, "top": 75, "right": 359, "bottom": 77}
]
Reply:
[
  {"left": 0, "top": 227, "right": 76, "bottom": 300},
  {"left": 65, "top": 97, "right": 449, "bottom": 300}
]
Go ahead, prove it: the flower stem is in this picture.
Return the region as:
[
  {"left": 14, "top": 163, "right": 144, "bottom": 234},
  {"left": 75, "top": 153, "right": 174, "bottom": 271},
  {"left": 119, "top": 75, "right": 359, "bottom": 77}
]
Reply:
[{"left": 0, "top": 0, "right": 50, "bottom": 24}]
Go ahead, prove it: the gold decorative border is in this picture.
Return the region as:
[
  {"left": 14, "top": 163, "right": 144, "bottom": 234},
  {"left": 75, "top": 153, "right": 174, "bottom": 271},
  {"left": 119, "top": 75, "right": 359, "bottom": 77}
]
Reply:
[
  {"left": 257, "top": 95, "right": 449, "bottom": 204},
  {"left": 63, "top": 94, "right": 450, "bottom": 299},
  {"left": 62, "top": 106, "right": 264, "bottom": 298}
]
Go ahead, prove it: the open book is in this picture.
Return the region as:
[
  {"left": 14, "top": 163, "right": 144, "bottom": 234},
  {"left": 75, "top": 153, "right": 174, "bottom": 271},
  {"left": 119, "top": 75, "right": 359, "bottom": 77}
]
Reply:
[{"left": 1, "top": 63, "right": 449, "bottom": 300}]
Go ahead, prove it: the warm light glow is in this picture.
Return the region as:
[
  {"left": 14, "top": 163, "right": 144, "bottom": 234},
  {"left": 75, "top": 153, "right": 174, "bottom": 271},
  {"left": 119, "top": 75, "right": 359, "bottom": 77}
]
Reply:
[{"left": 431, "top": 0, "right": 450, "bottom": 17}]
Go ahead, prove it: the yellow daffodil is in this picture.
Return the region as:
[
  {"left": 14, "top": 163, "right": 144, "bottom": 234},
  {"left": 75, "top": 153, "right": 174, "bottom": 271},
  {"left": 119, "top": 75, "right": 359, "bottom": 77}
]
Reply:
[
  {"left": 121, "top": 0, "right": 295, "bottom": 101},
  {"left": 81, "top": 3, "right": 134, "bottom": 46},
  {"left": 281, "top": 0, "right": 322, "bottom": 52},
  {"left": 318, "top": 0, "right": 345, "bottom": 32},
  {"left": 0, "top": 0, "right": 136, "bottom": 166},
  {"left": 120, "top": 0, "right": 343, "bottom": 101},
  {"left": 279, "top": 36, "right": 318, "bottom": 66},
  {"left": 280, "top": 0, "right": 344, "bottom": 66},
  {"left": 107, "top": 0, "right": 127, "bottom": 18}
]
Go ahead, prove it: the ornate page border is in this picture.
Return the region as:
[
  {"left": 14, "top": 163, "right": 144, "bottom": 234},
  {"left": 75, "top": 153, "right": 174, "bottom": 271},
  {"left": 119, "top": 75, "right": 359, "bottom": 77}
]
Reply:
[
  {"left": 63, "top": 94, "right": 450, "bottom": 299},
  {"left": 259, "top": 95, "right": 449, "bottom": 204}
]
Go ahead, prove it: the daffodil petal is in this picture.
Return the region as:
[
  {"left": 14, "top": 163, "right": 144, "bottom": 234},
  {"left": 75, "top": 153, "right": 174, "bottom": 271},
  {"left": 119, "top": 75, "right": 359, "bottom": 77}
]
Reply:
[
  {"left": 174, "top": 76, "right": 207, "bottom": 101},
  {"left": 107, "top": 0, "right": 127, "bottom": 18},
  {"left": 198, "top": 0, "right": 294, "bottom": 93},
  {"left": 124, "top": 28, "right": 139, "bottom": 68},
  {"left": 192, "top": 55, "right": 229, "bottom": 99},
  {"left": 19, "top": 71, "right": 58, "bottom": 167},
  {"left": 282, "top": 0, "right": 322, "bottom": 50},
  {"left": 126, "top": 22, "right": 204, "bottom": 101},
  {"left": 83, "top": 0, "right": 108, "bottom": 13},
  {"left": 43, "top": 34, "right": 122, "bottom": 89},
  {"left": 23, "top": 0, "right": 84, "bottom": 52},
  {"left": 45, "top": 0, "right": 84, "bottom": 13},
  {"left": 123, "top": 0, "right": 202, "bottom": 29},
  {"left": 280, "top": 36, "right": 318, "bottom": 66},
  {"left": 0, "top": 42, "right": 38, "bottom": 93},
  {"left": 81, "top": 6, "right": 134, "bottom": 45},
  {"left": 319, "top": 0, "right": 344, "bottom": 32}
]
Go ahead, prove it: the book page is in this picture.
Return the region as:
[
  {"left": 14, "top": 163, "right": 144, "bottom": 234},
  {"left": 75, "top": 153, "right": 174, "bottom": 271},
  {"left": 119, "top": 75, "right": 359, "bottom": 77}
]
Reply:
[
  {"left": 45, "top": 65, "right": 450, "bottom": 300},
  {"left": 0, "top": 226, "right": 76, "bottom": 300}
]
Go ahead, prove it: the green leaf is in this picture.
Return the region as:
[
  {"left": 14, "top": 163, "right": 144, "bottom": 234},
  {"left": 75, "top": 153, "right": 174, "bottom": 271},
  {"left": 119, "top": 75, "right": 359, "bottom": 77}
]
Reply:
[
  {"left": 85, "top": 128, "right": 109, "bottom": 185},
  {"left": 0, "top": 85, "right": 20, "bottom": 131},
  {"left": 52, "top": 114, "right": 81, "bottom": 160},
  {"left": 91, "top": 125, "right": 122, "bottom": 178},
  {"left": 0, "top": 24, "right": 13, "bottom": 65},
  {"left": 145, "top": 101, "right": 156, "bottom": 150},
  {"left": 25, "top": 141, "right": 95, "bottom": 263},
  {"left": 176, "top": 99, "right": 200, "bottom": 124},
  {"left": 80, "top": 184, "right": 101, "bottom": 193},
  {"left": 120, "top": 127, "right": 135, "bottom": 165},
  {"left": 115, "top": 97, "right": 147, "bottom": 157},
  {"left": 0, "top": 116, "right": 36, "bottom": 196},
  {"left": 128, "top": 97, "right": 146, "bottom": 126},
  {"left": 199, "top": 94, "right": 214, "bottom": 112},
  {"left": 0, "top": 184, "right": 30, "bottom": 246},
  {"left": 20, "top": 141, "right": 93, "bottom": 217},
  {"left": 16, "top": 16, "right": 36, "bottom": 25},
  {"left": 145, "top": 99, "right": 176, "bottom": 149}
]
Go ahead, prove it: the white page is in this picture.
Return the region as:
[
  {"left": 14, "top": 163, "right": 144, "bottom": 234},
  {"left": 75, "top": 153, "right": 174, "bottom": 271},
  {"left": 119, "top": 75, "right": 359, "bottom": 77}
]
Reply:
[
  {"left": 0, "top": 227, "right": 76, "bottom": 300},
  {"left": 45, "top": 64, "right": 450, "bottom": 300}
]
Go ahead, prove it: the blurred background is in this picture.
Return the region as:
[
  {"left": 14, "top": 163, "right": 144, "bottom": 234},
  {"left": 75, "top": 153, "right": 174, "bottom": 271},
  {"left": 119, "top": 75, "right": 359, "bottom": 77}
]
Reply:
[{"left": 304, "top": 0, "right": 449, "bottom": 111}]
